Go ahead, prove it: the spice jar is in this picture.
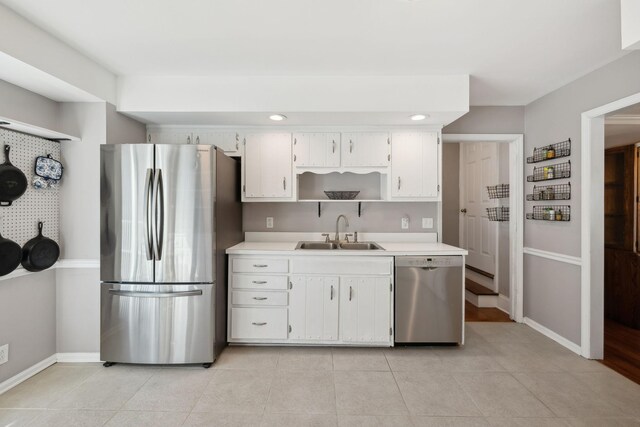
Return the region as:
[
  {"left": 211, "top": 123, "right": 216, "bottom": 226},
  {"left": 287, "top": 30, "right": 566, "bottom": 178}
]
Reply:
[
  {"left": 548, "top": 208, "right": 555, "bottom": 221},
  {"left": 556, "top": 211, "right": 562, "bottom": 221},
  {"left": 547, "top": 146, "right": 555, "bottom": 159},
  {"left": 547, "top": 166, "right": 554, "bottom": 179}
]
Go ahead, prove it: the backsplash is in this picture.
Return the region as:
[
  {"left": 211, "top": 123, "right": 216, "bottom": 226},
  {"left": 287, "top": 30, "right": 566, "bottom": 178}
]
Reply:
[{"left": 243, "top": 202, "right": 439, "bottom": 233}]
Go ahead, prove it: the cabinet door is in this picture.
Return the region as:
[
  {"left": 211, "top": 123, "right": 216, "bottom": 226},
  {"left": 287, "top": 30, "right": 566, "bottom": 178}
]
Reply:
[
  {"left": 197, "top": 131, "right": 241, "bottom": 156},
  {"left": 340, "top": 277, "right": 391, "bottom": 343},
  {"left": 342, "top": 132, "right": 390, "bottom": 167},
  {"left": 244, "top": 133, "right": 293, "bottom": 199},
  {"left": 391, "top": 132, "right": 439, "bottom": 199},
  {"left": 293, "top": 133, "right": 340, "bottom": 167},
  {"left": 289, "top": 276, "right": 339, "bottom": 341}
]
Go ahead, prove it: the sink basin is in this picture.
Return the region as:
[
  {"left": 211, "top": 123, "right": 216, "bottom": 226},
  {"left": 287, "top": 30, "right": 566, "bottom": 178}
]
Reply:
[
  {"left": 339, "top": 242, "right": 384, "bottom": 250},
  {"left": 295, "top": 241, "right": 339, "bottom": 250}
]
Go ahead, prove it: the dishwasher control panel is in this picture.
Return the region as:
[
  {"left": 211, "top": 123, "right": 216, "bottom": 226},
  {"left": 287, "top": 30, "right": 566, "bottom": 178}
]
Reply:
[{"left": 395, "top": 256, "right": 463, "bottom": 268}]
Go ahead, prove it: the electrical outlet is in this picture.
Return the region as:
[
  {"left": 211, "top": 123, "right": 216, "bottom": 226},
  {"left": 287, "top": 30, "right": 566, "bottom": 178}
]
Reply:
[
  {"left": 422, "top": 217, "right": 434, "bottom": 229},
  {"left": 0, "top": 344, "right": 8, "bottom": 365},
  {"left": 401, "top": 217, "right": 409, "bottom": 229},
  {"left": 266, "top": 217, "right": 274, "bottom": 229}
]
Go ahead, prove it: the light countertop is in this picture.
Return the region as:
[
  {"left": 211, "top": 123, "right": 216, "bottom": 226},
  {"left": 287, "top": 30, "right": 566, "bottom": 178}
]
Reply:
[{"left": 226, "top": 241, "right": 467, "bottom": 256}]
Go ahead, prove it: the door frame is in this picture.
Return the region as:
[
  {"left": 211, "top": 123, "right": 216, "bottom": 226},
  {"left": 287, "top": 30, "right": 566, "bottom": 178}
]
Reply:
[
  {"left": 581, "top": 91, "right": 640, "bottom": 359},
  {"left": 443, "top": 134, "right": 524, "bottom": 322}
]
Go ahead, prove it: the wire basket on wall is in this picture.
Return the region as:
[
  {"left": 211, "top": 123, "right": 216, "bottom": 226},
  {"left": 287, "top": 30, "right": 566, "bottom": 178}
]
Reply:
[
  {"left": 487, "top": 184, "right": 509, "bottom": 199},
  {"left": 526, "top": 205, "right": 571, "bottom": 221},
  {"left": 527, "top": 138, "right": 571, "bottom": 163},
  {"left": 527, "top": 161, "right": 571, "bottom": 182},
  {"left": 487, "top": 207, "right": 509, "bottom": 222},
  {"left": 526, "top": 183, "right": 571, "bottom": 201}
]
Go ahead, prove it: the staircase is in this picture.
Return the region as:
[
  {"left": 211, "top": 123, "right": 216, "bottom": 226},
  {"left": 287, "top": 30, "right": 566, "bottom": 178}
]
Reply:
[{"left": 465, "top": 277, "right": 499, "bottom": 308}]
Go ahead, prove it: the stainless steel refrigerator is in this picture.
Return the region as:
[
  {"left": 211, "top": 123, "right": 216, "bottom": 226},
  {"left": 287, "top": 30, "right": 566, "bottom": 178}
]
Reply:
[{"left": 100, "top": 144, "right": 241, "bottom": 366}]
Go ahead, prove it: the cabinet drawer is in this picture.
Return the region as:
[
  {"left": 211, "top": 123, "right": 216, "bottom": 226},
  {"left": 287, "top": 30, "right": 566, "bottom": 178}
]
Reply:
[
  {"left": 232, "top": 275, "right": 289, "bottom": 290},
  {"left": 232, "top": 258, "right": 289, "bottom": 273},
  {"left": 231, "top": 308, "right": 288, "bottom": 339},
  {"left": 232, "top": 291, "right": 288, "bottom": 306}
]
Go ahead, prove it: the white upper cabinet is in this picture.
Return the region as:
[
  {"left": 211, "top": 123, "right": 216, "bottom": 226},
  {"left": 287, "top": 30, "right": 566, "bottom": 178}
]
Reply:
[
  {"left": 197, "top": 131, "right": 241, "bottom": 156},
  {"left": 340, "top": 276, "right": 392, "bottom": 343},
  {"left": 293, "top": 133, "right": 341, "bottom": 168},
  {"left": 390, "top": 132, "right": 440, "bottom": 200},
  {"left": 341, "top": 132, "right": 390, "bottom": 167},
  {"left": 147, "top": 130, "right": 193, "bottom": 145},
  {"left": 243, "top": 133, "right": 294, "bottom": 201}
]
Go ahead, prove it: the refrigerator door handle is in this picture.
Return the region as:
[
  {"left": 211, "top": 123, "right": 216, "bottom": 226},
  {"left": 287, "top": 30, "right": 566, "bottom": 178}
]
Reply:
[
  {"left": 144, "top": 168, "right": 154, "bottom": 260},
  {"left": 108, "top": 289, "right": 203, "bottom": 298},
  {"left": 152, "top": 169, "right": 165, "bottom": 260}
]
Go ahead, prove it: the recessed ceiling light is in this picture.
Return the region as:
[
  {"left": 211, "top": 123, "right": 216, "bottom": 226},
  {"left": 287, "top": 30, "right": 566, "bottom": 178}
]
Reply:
[
  {"left": 410, "top": 114, "right": 427, "bottom": 121},
  {"left": 269, "top": 114, "right": 287, "bottom": 121}
]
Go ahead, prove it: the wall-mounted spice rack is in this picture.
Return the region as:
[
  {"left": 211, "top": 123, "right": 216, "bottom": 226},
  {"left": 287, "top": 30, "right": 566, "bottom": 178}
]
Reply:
[
  {"left": 487, "top": 206, "right": 509, "bottom": 222},
  {"left": 527, "top": 138, "right": 571, "bottom": 164},
  {"left": 527, "top": 160, "right": 571, "bottom": 182},
  {"left": 487, "top": 184, "right": 509, "bottom": 199},
  {"left": 526, "top": 205, "right": 570, "bottom": 221},
  {"left": 526, "top": 183, "right": 571, "bottom": 201}
]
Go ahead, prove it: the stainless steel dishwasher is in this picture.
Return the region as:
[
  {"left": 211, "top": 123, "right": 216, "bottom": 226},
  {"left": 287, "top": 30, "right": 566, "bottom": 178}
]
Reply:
[{"left": 395, "top": 256, "right": 464, "bottom": 344}]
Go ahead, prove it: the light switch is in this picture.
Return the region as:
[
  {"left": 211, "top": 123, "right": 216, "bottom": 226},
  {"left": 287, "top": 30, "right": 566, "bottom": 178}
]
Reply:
[
  {"left": 266, "top": 217, "right": 274, "bottom": 229},
  {"left": 422, "top": 217, "right": 433, "bottom": 229},
  {"left": 401, "top": 217, "right": 409, "bottom": 229}
]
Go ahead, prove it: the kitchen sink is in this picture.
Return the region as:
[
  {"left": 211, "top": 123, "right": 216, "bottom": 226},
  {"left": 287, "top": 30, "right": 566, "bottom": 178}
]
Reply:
[
  {"left": 295, "top": 241, "right": 384, "bottom": 250},
  {"left": 339, "top": 242, "right": 383, "bottom": 250}
]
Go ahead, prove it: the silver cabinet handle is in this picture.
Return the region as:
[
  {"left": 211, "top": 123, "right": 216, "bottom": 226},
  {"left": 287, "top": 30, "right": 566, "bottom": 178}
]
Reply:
[
  {"left": 236, "top": 133, "right": 239, "bottom": 150},
  {"left": 187, "top": 135, "right": 191, "bottom": 144},
  {"left": 253, "top": 297, "right": 268, "bottom": 300},
  {"left": 109, "top": 289, "right": 202, "bottom": 298},
  {"left": 147, "top": 134, "right": 151, "bottom": 143},
  {"left": 252, "top": 280, "right": 267, "bottom": 284},
  {"left": 332, "top": 140, "right": 336, "bottom": 153},
  {"left": 398, "top": 177, "right": 401, "bottom": 190},
  {"left": 252, "top": 322, "right": 267, "bottom": 326},
  {"left": 283, "top": 177, "right": 286, "bottom": 190},
  {"left": 253, "top": 264, "right": 268, "bottom": 268},
  {"left": 349, "top": 286, "right": 353, "bottom": 301},
  {"left": 349, "top": 139, "right": 353, "bottom": 153},
  {"left": 196, "top": 135, "right": 200, "bottom": 144},
  {"left": 152, "top": 169, "right": 164, "bottom": 260},
  {"left": 144, "top": 168, "right": 154, "bottom": 260},
  {"left": 294, "top": 154, "right": 297, "bottom": 162},
  {"left": 330, "top": 285, "right": 334, "bottom": 300}
]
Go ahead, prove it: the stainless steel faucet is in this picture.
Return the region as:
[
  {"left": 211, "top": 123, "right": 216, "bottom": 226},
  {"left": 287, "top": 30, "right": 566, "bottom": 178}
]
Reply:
[{"left": 335, "top": 214, "right": 349, "bottom": 242}]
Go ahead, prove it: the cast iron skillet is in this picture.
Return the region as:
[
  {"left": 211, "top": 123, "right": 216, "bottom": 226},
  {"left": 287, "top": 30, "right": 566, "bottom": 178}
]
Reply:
[
  {"left": 0, "top": 226, "right": 21, "bottom": 276},
  {"left": 22, "top": 222, "right": 60, "bottom": 272},
  {"left": 0, "top": 145, "right": 28, "bottom": 207}
]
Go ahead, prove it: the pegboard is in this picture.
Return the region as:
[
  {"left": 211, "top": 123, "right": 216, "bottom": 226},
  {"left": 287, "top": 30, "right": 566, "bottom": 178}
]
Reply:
[{"left": 0, "top": 128, "right": 60, "bottom": 247}]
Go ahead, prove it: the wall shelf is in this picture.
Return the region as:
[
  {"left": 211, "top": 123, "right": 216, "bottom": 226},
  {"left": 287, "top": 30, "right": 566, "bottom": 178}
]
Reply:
[
  {"left": 526, "top": 205, "right": 571, "bottom": 221},
  {"left": 526, "top": 183, "right": 571, "bottom": 201},
  {"left": 527, "top": 138, "right": 571, "bottom": 164},
  {"left": 527, "top": 160, "right": 571, "bottom": 182},
  {"left": 487, "top": 184, "right": 509, "bottom": 199},
  {"left": 487, "top": 206, "right": 509, "bottom": 222}
]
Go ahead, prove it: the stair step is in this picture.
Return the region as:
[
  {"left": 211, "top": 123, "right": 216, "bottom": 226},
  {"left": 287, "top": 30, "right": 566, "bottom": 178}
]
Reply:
[{"left": 466, "top": 279, "right": 498, "bottom": 296}]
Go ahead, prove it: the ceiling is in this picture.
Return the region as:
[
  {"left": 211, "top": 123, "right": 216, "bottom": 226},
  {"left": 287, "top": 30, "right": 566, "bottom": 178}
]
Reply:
[{"left": 0, "top": 0, "right": 627, "bottom": 106}]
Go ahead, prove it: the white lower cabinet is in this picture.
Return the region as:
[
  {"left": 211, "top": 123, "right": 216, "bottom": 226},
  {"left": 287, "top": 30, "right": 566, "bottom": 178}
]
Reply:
[
  {"left": 230, "top": 308, "right": 288, "bottom": 340},
  {"left": 289, "top": 276, "right": 339, "bottom": 341},
  {"left": 340, "top": 277, "right": 392, "bottom": 343}
]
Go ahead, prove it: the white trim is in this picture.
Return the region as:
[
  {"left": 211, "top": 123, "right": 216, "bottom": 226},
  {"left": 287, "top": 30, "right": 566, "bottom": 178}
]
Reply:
[
  {"left": 524, "top": 317, "right": 581, "bottom": 355},
  {"left": 581, "top": 91, "right": 640, "bottom": 360},
  {"left": 498, "top": 294, "right": 510, "bottom": 314},
  {"left": 523, "top": 247, "right": 582, "bottom": 266},
  {"left": 443, "top": 133, "right": 524, "bottom": 322},
  {"left": 0, "top": 259, "right": 99, "bottom": 282},
  {"left": 56, "top": 352, "right": 101, "bottom": 363},
  {"left": 0, "top": 354, "right": 57, "bottom": 395}
]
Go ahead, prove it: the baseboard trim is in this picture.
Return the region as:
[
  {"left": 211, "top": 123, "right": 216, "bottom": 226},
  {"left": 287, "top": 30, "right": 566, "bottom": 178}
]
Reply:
[
  {"left": 0, "top": 354, "right": 57, "bottom": 395},
  {"left": 56, "top": 352, "right": 101, "bottom": 363},
  {"left": 523, "top": 317, "right": 581, "bottom": 355},
  {"left": 497, "top": 294, "right": 511, "bottom": 314}
]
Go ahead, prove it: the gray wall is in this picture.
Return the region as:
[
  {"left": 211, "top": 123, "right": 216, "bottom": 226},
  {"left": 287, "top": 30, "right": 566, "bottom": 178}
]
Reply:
[
  {"left": 523, "top": 50, "right": 640, "bottom": 345},
  {"left": 0, "top": 80, "right": 61, "bottom": 132},
  {"left": 243, "top": 202, "right": 439, "bottom": 234},
  {"left": 106, "top": 103, "right": 147, "bottom": 144},
  {"left": 441, "top": 143, "right": 460, "bottom": 246}
]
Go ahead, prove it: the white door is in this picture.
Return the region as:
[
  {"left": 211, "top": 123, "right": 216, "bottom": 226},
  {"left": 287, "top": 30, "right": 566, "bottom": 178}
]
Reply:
[
  {"left": 293, "top": 133, "right": 340, "bottom": 167},
  {"left": 460, "top": 143, "right": 498, "bottom": 275},
  {"left": 342, "top": 132, "right": 390, "bottom": 167},
  {"left": 391, "top": 132, "right": 439, "bottom": 199},
  {"left": 244, "top": 133, "right": 293, "bottom": 199},
  {"left": 289, "top": 276, "right": 339, "bottom": 341},
  {"left": 340, "top": 277, "right": 391, "bottom": 343}
]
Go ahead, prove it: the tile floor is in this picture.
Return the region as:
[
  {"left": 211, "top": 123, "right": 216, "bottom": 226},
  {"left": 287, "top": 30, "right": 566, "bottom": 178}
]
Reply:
[{"left": 1, "top": 322, "right": 640, "bottom": 426}]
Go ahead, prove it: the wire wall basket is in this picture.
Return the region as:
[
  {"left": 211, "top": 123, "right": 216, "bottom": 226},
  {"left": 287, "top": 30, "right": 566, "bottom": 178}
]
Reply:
[
  {"left": 527, "top": 161, "right": 571, "bottom": 182},
  {"left": 487, "top": 206, "right": 509, "bottom": 222},
  {"left": 527, "top": 138, "right": 571, "bottom": 163},
  {"left": 487, "top": 184, "right": 509, "bottom": 199},
  {"left": 526, "top": 183, "right": 571, "bottom": 201},
  {"left": 526, "top": 205, "right": 570, "bottom": 221}
]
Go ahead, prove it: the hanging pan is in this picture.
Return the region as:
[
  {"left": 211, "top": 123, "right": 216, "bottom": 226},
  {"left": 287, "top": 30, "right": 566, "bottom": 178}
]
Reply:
[
  {"left": 0, "top": 225, "right": 21, "bottom": 276},
  {"left": 22, "top": 221, "right": 60, "bottom": 272},
  {"left": 0, "top": 145, "right": 28, "bottom": 206}
]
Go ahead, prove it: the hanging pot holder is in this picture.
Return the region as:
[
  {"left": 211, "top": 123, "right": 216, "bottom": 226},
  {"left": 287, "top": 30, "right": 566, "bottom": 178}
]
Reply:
[{"left": 34, "top": 154, "right": 63, "bottom": 181}]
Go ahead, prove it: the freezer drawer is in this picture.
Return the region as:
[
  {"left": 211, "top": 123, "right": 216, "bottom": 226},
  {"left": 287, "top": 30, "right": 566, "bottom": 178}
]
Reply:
[{"left": 100, "top": 283, "right": 214, "bottom": 364}]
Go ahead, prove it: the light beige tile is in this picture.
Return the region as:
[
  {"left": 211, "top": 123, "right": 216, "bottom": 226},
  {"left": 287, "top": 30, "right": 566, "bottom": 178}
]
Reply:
[
  {"left": 384, "top": 348, "right": 443, "bottom": 372},
  {"left": 123, "top": 368, "right": 212, "bottom": 412},
  {"left": 28, "top": 409, "right": 115, "bottom": 427},
  {"left": 332, "top": 348, "right": 390, "bottom": 371},
  {"left": 192, "top": 369, "right": 274, "bottom": 414},
  {"left": 437, "top": 354, "right": 506, "bottom": 373},
  {"left": 266, "top": 370, "right": 335, "bottom": 414},
  {"left": 548, "top": 355, "right": 612, "bottom": 373},
  {"left": 487, "top": 418, "right": 571, "bottom": 426},
  {"left": 564, "top": 418, "right": 640, "bottom": 426},
  {"left": 0, "top": 365, "right": 100, "bottom": 409},
  {"left": 105, "top": 410, "right": 188, "bottom": 426},
  {"left": 454, "top": 372, "right": 553, "bottom": 418},
  {"left": 183, "top": 412, "right": 262, "bottom": 426},
  {"left": 394, "top": 371, "right": 481, "bottom": 416},
  {"left": 0, "top": 409, "right": 44, "bottom": 426},
  {"left": 486, "top": 342, "right": 564, "bottom": 373},
  {"left": 572, "top": 372, "right": 640, "bottom": 418},
  {"left": 277, "top": 348, "right": 333, "bottom": 371},
  {"left": 334, "top": 371, "right": 407, "bottom": 415},
  {"left": 514, "top": 372, "right": 620, "bottom": 418},
  {"left": 50, "top": 366, "right": 156, "bottom": 410},
  {"left": 338, "top": 414, "right": 414, "bottom": 427},
  {"left": 262, "top": 413, "right": 338, "bottom": 426},
  {"left": 411, "top": 416, "right": 490, "bottom": 426},
  {"left": 466, "top": 323, "right": 536, "bottom": 344},
  {"left": 215, "top": 346, "right": 281, "bottom": 370}
]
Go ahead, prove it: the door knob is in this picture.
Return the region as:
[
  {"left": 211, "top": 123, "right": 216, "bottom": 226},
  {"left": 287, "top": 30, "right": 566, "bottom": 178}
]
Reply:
[{"left": 460, "top": 208, "right": 467, "bottom": 213}]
